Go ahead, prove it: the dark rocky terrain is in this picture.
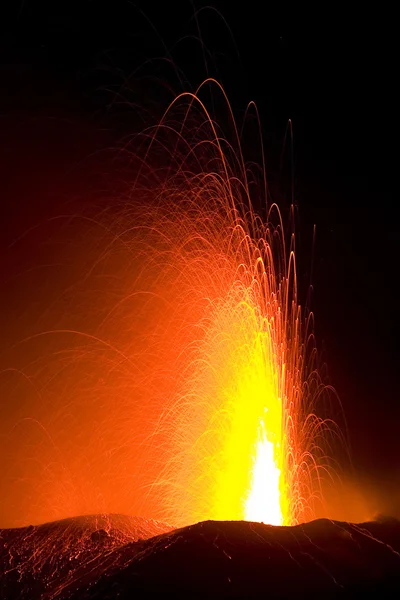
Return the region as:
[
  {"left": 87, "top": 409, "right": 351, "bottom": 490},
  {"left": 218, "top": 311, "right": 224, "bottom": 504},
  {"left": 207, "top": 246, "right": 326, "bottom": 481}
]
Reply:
[{"left": 1, "top": 514, "right": 400, "bottom": 598}]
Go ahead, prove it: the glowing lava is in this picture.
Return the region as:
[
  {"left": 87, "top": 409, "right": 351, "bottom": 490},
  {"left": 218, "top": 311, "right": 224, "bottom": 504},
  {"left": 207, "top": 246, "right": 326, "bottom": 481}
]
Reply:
[
  {"left": 193, "top": 288, "right": 290, "bottom": 526},
  {"left": 245, "top": 422, "right": 282, "bottom": 525}
]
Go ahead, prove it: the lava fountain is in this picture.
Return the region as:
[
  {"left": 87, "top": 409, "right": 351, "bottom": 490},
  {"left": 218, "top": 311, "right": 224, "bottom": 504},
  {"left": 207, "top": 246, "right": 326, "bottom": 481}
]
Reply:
[
  {"left": 1, "top": 80, "right": 342, "bottom": 529},
  {"left": 129, "top": 81, "right": 341, "bottom": 527}
]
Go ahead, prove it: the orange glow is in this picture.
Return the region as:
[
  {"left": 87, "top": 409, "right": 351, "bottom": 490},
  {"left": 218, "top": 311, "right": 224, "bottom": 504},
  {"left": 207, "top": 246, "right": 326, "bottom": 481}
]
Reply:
[{"left": 0, "top": 80, "right": 344, "bottom": 528}]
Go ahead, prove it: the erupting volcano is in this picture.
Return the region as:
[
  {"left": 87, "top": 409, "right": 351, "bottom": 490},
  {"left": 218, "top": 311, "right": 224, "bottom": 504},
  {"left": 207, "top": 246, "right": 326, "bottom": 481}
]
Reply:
[
  {"left": 1, "top": 72, "right": 399, "bottom": 600},
  {"left": 1, "top": 3, "right": 399, "bottom": 597}
]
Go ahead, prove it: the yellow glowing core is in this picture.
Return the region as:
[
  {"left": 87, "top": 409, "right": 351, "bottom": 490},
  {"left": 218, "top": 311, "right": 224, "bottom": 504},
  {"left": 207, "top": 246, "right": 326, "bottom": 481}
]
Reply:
[
  {"left": 201, "top": 297, "right": 289, "bottom": 527},
  {"left": 245, "top": 421, "right": 282, "bottom": 525}
]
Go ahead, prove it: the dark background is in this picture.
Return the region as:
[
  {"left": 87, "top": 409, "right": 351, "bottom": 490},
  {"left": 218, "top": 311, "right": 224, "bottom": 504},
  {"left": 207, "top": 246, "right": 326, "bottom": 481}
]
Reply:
[{"left": 1, "top": 2, "right": 398, "bottom": 516}]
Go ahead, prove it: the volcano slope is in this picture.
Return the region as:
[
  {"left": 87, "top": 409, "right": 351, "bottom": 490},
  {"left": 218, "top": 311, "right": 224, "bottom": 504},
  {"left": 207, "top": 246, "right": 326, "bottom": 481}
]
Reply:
[{"left": 1, "top": 515, "right": 399, "bottom": 599}]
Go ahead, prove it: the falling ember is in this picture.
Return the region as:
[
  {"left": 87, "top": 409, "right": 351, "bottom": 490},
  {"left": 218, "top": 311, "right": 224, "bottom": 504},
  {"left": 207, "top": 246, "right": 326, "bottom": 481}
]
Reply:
[{"left": 0, "top": 80, "right": 343, "bottom": 529}]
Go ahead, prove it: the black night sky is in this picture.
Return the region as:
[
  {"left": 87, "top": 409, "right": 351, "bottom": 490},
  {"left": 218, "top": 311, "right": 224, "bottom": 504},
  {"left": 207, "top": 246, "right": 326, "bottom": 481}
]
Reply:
[{"left": 1, "top": 2, "right": 398, "bottom": 521}]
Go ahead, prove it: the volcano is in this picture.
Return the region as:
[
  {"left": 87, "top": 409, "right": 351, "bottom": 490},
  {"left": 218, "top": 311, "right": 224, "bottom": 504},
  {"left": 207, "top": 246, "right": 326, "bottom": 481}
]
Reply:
[
  {"left": 1, "top": 9, "right": 398, "bottom": 599},
  {"left": 1, "top": 515, "right": 399, "bottom": 598}
]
